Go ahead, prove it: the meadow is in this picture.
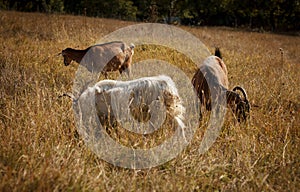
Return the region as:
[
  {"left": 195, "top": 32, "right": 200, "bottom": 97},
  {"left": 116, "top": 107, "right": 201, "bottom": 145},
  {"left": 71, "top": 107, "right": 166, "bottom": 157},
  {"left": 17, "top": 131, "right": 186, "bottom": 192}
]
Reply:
[{"left": 0, "top": 11, "right": 299, "bottom": 191}]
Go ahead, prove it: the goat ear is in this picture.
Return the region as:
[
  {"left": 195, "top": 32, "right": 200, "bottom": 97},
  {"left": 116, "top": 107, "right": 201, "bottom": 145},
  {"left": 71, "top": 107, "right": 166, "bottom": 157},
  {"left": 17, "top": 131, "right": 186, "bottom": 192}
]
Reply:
[{"left": 226, "top": 90, "right": 239, "bottom": 104}]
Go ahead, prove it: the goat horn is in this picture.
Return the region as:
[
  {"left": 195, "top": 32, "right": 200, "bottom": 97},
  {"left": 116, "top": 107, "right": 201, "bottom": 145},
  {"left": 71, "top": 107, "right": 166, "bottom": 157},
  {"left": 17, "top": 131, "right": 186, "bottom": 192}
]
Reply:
[{"left": 233, "top": 86, "right": 247, "bottom": 99}]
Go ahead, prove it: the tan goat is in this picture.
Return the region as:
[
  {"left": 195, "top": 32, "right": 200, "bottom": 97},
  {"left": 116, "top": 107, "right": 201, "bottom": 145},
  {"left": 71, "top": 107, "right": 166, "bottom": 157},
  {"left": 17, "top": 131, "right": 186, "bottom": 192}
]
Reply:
[
  {"left": 61, "top": 41, "right": 135, "bottom": 77},
  {"left": 192, "top": 48, "right": 250, "bottom": 122}
]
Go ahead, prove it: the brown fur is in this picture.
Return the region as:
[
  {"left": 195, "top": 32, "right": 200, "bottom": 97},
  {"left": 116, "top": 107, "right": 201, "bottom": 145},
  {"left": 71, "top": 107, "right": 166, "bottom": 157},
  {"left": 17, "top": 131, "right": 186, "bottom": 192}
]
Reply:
[
  {"left": 192, "top": 48, "right": 250, "bottom": 122},
  {"left": 61, "top": 41, "right": 134, "bottom": 78}
]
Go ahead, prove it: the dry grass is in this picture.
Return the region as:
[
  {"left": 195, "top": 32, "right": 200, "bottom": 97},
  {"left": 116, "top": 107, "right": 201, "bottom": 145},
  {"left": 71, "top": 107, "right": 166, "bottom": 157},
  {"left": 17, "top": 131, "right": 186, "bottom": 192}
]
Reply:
[{"left": 0, "top": 11, "right": 299, "bottom": 191}]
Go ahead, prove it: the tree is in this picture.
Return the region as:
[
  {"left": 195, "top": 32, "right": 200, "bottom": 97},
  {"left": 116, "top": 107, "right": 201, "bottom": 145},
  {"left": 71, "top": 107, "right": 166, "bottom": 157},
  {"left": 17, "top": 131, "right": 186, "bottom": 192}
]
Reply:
[{"left": 1, "top": 0, "right": 298, "bottom": 31}]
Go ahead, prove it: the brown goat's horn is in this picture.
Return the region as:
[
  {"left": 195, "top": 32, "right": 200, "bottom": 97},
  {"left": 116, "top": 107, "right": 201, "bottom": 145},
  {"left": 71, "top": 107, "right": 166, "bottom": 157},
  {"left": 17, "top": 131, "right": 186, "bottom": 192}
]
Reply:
[{"left": 233, "top": 86, "right": 248, "bottom": 101}]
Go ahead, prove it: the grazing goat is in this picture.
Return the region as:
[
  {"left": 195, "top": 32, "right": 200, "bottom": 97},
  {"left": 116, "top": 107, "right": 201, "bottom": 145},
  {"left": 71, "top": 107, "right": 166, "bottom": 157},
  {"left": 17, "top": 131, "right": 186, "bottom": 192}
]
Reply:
[
  {"left": 61, "top": 41, "right": 135, "bottom": 77},
  {"left": 192, "top": 48, "right": 250, "bottom": 122},
  {"left": 67, "top": 75, "right": 186, "bottom": 139}
]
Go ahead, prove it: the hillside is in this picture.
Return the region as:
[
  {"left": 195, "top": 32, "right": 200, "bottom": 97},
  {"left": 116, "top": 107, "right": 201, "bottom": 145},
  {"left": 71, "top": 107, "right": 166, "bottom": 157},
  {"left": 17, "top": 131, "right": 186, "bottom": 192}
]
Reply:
[{"left": 0, "top": 11, "right": 299, "bottom": 191}]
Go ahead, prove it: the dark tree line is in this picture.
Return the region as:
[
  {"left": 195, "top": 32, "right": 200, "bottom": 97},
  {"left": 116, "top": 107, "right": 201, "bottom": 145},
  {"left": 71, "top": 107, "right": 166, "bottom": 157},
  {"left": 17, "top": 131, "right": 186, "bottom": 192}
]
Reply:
[{"left": 1, "top": 0, "right": 299, "bottom": 31}]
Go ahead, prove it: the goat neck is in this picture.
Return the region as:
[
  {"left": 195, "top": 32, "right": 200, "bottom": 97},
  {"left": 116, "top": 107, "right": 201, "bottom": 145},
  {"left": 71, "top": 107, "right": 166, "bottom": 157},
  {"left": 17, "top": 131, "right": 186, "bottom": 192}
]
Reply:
[{"left": 64, "top": 48, "right": 89, "bottom": 63}]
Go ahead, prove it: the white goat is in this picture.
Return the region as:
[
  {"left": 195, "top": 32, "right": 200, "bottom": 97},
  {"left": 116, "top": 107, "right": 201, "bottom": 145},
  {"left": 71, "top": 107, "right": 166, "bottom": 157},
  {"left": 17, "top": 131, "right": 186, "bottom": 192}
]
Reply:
[
  {"left": 66, "top": 75, "right": 186, "bottom": 140},
  {"left": 192, "top": 48, "right": 250, "bottom": 122},
  {"left": 61, "top": 41, "right": 135, "bottom": 77}
]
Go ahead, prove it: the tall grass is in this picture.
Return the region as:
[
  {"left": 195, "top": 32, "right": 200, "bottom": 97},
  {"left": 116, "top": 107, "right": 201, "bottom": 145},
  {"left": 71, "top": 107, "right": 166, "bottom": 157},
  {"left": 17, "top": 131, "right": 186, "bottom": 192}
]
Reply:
[{"left": 0, "top": 11, "right": 299, "bottom": 191}]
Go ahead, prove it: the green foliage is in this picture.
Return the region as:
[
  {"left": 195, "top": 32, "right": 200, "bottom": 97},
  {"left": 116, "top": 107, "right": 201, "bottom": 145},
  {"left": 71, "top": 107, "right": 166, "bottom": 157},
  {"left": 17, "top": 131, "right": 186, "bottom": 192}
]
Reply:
[
  {"left": 48, "top": 0, "right": 64, "bottom": 13},
  {"left": 116, "top": 0, "right": 138, "bottom": 20},
  {"left": 2, "top": 0, "right": 299, "bottom": 31}
]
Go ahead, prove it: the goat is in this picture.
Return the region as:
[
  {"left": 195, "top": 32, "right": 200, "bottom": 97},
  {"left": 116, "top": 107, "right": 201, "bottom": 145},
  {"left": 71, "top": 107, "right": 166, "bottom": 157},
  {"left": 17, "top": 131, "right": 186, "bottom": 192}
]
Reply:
[
  {"left": 191, "top": 48, "right": 250, "bottom": 122},
  {"left": 61, "top": 41, "right": 135, "bottom": 77},
  {"left": 66, "top": 75, "right": 186, "bottom": 140}
]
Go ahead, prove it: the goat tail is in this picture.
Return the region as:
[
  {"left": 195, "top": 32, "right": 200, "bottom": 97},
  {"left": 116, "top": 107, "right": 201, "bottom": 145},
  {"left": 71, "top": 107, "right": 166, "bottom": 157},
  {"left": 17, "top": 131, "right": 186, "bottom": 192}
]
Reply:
[{"left": 214, "top": 47, "right": 222, "bottom": 59}]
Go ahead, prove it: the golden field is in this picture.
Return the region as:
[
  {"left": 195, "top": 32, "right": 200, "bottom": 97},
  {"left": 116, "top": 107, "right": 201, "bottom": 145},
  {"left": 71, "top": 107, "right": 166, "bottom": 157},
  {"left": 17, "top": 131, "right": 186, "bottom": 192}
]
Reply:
[{"left": 0, "top": 11, "right": 299, "bottom": 191}]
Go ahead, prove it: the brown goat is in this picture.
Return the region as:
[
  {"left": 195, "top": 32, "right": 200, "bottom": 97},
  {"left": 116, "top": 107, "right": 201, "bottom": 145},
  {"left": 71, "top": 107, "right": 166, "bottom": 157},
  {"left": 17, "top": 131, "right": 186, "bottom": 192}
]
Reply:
[
  {"left": 61, "top": 41, "right": 135, "bottom": 77},
  {"left": 192, "top": 48, "right": 250, "bottom": 122}
]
